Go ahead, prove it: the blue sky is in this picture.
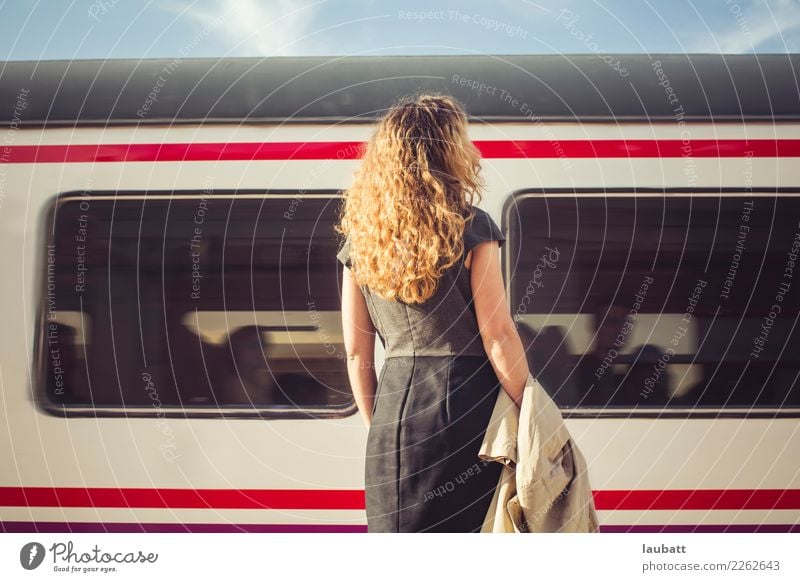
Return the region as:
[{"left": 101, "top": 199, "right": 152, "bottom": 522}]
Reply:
[{"left": 1, "top": 0, "right": 798, "bottom": 60}]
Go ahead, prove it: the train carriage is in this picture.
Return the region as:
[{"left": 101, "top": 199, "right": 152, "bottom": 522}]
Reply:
[{"left": 0, "top": 53, "right": 798, "bottom": 532}]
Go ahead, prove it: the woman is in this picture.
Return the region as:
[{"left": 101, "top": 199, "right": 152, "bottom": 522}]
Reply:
[{"left": 336, "top": 94, "right": 530, "bottom": 533}]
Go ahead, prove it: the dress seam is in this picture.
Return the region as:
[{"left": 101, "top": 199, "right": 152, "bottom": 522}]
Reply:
[
  {"left": 363, "top": 290, "right": 390, "bottom": 353},
  {"left": 402, "top": 302, "right": 416, "bottom": 355},
  {"left": 444, "top": 355, "right": 453, "bottom": 424},
  {"left": 395, "top": 347, "right": 415, "bottom": 533}
]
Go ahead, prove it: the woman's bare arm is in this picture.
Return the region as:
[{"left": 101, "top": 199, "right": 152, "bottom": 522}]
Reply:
[
  {"left": 341, "top": 265, "right": 378, "bottom": 427},
  {"left": 469, "top": 241, "right": 529, "bottom": 406}
]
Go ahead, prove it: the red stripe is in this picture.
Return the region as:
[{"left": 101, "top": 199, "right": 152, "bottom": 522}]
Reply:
[
  {"left": 0, "top": 487, "right": 364, "bottom": 510},
  {"left": 2, "top": 142, "right": 365, "bottom": 163},
  {"left": 3, "top": 139, "right": 799, "bottom": 164},
  {"left": 2, "top": 487, "right": 800, "bottom": 511},
  {"left": 593, "top": 489, "right": 800, "bottom": 511}
]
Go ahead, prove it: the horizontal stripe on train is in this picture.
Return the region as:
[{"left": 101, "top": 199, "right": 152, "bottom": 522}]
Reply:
[
  {"left": 2, "top": 487, "right": 800, "bottom": 511},
  {"left": 1, "top": 521, "right": 798, "bottom": 533},
  {"left": 0, "top": 507, "right": 367, "bottom": 525},
  {"left": 2, "top": 507, "right": 795, "bottom": 527},
  {"left": 3, "top": 139, "right": 800, "bottom": 163}
]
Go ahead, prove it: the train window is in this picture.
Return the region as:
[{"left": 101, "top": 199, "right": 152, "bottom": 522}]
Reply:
[
  {"left": 39, "top": 193, "right": 354, "bottom": 418},
  {"left": 507, "top": 193, "right": 800, "bottom": 411}
]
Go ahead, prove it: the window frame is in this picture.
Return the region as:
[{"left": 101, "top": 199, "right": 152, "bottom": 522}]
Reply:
[
  {"left": 34, "top": 189, "right": 358, "bottom": 420},
  {"left": 503, "top": 186, "right": 800, "bottom": 419}
]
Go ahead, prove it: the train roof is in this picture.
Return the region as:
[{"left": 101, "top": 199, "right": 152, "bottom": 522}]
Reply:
[{"left": 0, "top": 53, "right": 798, "bottom": 126}]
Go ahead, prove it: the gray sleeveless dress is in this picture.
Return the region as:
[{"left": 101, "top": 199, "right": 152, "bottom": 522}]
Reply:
[{"left": 337, "top": 205, "right": 507, "bottom": 533}]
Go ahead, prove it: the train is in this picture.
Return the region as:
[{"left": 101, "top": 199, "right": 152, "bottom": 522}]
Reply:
[{"left": 0, "top": 53, "right": 798, "bottom": 532}]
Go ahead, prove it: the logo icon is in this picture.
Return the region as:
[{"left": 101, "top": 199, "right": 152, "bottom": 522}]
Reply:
[{"left": 20, "top": 542, "right": 46, "bottom": 570}]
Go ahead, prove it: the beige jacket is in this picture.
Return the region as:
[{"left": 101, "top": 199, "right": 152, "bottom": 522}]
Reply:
[{"left": 478, "top": 372, "right": 600, "bottom": 533}]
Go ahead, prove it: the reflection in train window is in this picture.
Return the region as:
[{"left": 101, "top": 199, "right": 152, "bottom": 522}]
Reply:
[
  {"left": 507, "top": 194, "right": 800, "bottom": 410},
  {"left": 40, "top": 193, "right": 353, "bottom": 417}
]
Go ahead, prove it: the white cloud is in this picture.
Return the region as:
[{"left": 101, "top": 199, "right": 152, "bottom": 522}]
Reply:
[
  {"left": 687, "top": 0, "right": 800, "bottom": 53},
  {"left": 157, "top": 0, "right": 320, "bottom": 56}
]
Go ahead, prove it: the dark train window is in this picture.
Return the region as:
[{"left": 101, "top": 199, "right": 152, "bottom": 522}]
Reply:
[
  {"left": 39, "top": 193, "right": 354, "bottom": 417},
  {"left": 507, "top": 193, "right": 800, "bottom": 411}
]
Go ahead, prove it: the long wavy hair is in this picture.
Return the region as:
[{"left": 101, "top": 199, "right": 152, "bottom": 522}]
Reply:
[{"left": 335, "top": 93, "right": 484, "bottom": 304}]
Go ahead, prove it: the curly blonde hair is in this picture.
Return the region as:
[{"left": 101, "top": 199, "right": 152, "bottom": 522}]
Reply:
[{"left": 335, "top": 93, "right": 484, "bottom": 304}]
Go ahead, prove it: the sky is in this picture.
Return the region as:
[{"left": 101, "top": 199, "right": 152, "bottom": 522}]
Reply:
[{"left": 0, "top": 0, "right": 798, "bottom": 61}]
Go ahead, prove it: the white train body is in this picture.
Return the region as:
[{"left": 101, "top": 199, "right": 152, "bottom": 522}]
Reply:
[{"left": 0, "top": 54, "right": 798, "bottom": 532}]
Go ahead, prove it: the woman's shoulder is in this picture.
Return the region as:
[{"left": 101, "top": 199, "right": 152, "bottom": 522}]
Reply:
[{"left": 464, "top": 205, "right": 505, "bottom": 250}]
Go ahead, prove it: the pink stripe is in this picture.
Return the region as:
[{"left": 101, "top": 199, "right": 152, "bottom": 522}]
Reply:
[
  {"left": 601, "top": 524, "right": 800, "bottom": 533},
  {"left": 0, "top": 521, "right": 366, "bottom": 533},
  {"left": 1, "top": 521, "right": 797, "bottom": 533},
  {"left": 3, "top": 139, "right": 799, "bottom": 163}
]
